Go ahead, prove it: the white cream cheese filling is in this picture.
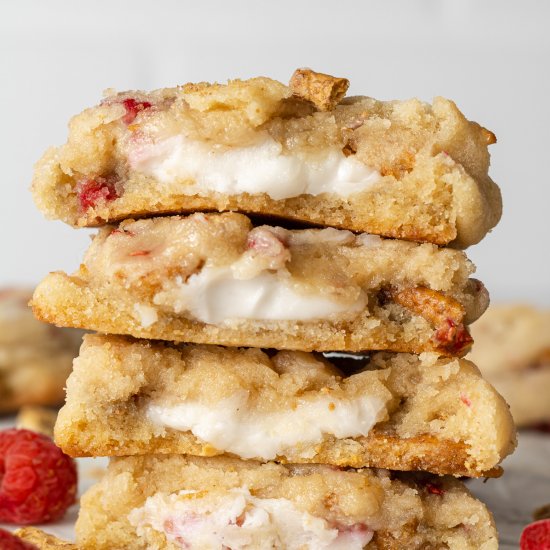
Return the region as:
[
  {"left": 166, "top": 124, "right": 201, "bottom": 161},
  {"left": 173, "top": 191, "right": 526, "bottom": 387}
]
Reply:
[
  {"left": 146, "top": 390, "right": 387, "bottom": 460},
  {"left": 128, "top": 487, "right": 374, "bottom": 550},
  {"left": 128, "top": 134, "right": 381, "bottom": 200},
  {"left": 152, "top": 266, "right": 366, "bottom": 325},
  {"left": 133, "top": 303, "right": 159, "bottom": 328}
]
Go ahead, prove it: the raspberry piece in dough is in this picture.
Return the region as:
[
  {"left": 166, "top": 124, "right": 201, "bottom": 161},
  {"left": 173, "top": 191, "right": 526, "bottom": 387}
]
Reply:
[
  {"left": 77, "top": 177, "right": 119, "bottom": 211},
  {"left": 122, "top": 98, "right": 152, "bottom": 124}
]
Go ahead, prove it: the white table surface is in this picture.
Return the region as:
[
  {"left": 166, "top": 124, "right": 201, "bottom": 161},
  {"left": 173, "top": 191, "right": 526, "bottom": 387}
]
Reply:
[{"left": 1, "top": 417, "right": 549, "bottom": 547}]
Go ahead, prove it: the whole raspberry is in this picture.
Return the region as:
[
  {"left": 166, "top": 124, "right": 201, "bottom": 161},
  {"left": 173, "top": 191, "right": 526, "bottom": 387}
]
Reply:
[
  {"left": 0, "top": 429, "right": 77, "bottom": 524},
  {"left": 520, "top": 519, "right": 550, "bottom": 549},
  {"left": 0, "top": 528, "right": 38, "bottom": 549}
]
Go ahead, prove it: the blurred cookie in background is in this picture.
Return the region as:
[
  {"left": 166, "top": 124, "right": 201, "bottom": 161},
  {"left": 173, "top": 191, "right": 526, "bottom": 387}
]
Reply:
[
  {"left": 0, "top": 288, "right": 84, "bottom": 414},
  {"left": 468, "top": 304, "right": 550, "bottom": 428},
  {"left": 15, "top": 527, "right": 76, "bottom": 549},
  {"left": 16, "top": 405, "right": 58, "bottom": 437}
]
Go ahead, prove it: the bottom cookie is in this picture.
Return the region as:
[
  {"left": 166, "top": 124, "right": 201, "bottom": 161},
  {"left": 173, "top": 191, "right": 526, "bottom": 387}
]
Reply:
[{"left": 76, "top": 454, "right": 498, "bottom": 549}]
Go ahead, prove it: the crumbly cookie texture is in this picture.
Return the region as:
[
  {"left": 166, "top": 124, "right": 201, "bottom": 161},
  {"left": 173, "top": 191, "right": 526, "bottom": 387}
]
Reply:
[
  {"left": 14, "top": 528, "right": 76, "bottom": 549},
  {"left": 468, "top": 304, "right": 550, "bottom": 426},
  {"left": 31, "top": 68, "right": 501, "bottom": 248},
  {"left": 31, "top": 213, "right": 488, "bottom": 355},
  {"left": 76, "top": 454, "right": 498, "bottom": 550},
  {"left": 56, "top": 334, "right": 515, "bottom": 477},
  {"left": 0, "top": 288, "right": 83, "bottom": 413}
]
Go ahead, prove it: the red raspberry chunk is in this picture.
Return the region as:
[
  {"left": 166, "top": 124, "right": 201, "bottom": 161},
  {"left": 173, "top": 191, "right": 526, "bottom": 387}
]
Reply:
[
  {"left": 77, "top": 176, "right": 119, "bottom": 211},
  {"left": 434, "top": 318, "right": 473, "bottom": 355},
  {"left": 521, "top": 519, "right": 550, "bottom": 549},
  {"left": 460, "top": 394, "right": 472, "bottom": 407},
  {"left": 0, "top": 529, "right": 38, "bottom": 550},
  {"left": 425, "top": 482, "right": 445, "bottom": 496},
  {"left": 122, "top": 98, "right": 152, "bottom": 124},
  {"left": 0, "top": 429, "right": 77, "bottom": 525}
]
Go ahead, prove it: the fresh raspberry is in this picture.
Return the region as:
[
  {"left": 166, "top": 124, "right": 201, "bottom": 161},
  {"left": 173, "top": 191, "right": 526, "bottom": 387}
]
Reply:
[
  {"left": 520, "top": 519, "right": 550, "bottom": 549},
  {"left": 122, "top": 98, "right": 152, "bottom": 124},
  {"left": 0, "top": 529, "right": 38, "bottom": 550},
  {"left": 77, "top": 176, "right": 119, "bottom": 210},
  {"left": 0, "top": 429, "right": 77, "bottom": 524}
]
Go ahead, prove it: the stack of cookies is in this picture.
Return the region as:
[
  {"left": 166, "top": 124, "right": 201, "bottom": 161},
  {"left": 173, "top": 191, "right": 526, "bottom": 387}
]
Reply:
[{"left": 31, "top": 69, "right": 516, "bottom": 549}]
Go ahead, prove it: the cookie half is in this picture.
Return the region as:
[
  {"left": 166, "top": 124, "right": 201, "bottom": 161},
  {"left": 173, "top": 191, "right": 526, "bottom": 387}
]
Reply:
[
  {"left": 76, "top": 454, "right": 498, "bottom": 550},
  {"left": 31, "top": 213, "right": 488, "bottom": 355},
  {"left": 32, "top": 69, "right": 501, "bottom": 248},
  {"left": 55, "top": 334, "right": 516, "bottom": 477}
]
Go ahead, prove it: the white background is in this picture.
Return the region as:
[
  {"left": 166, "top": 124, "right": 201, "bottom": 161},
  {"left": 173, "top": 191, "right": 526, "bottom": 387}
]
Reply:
[{"left": 1, "top": 0, "right": 549, "bottom": 304}]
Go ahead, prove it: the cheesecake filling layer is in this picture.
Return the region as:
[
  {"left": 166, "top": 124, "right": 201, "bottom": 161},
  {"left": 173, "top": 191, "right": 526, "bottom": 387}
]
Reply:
[
  {"left": 128, "top": 135, "right": 381, "bottom": 200},
  {"left": 146, "top": 390, "right": 387, "bottom": 460},
  {"left": 128, "top": 487, "right": 374, "bottom": 550},
  {"left": 152, "top": 266, "right": 367, "bottom": 325}
]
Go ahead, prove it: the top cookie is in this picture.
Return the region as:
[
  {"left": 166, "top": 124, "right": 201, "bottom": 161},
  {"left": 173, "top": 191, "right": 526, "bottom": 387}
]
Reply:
[{"left": 32, "top": 69, "right": 501, "bottom": 248}]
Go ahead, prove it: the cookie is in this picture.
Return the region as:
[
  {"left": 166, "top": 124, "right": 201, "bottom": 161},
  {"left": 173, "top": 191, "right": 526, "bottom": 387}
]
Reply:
[
  {"left": 0, "top": 288, "right": 83, "bottom": 413},
  {"left": 76, "top": 454, "right": 498, "bottom": 549},
  {"left": 56, "top": 334, "right": 515, "bottom": 477},
  {"left": 32, "top": 68, "right": 501, "bottom": 248},
  {"left": 31, "top": 213, "right": 488, "bottom": 355}
]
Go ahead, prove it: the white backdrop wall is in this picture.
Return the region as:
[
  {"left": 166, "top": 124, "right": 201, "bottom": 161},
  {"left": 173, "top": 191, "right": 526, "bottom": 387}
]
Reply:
[{"left": 1, "top": 0, "right": 549, "bottom": 303}]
